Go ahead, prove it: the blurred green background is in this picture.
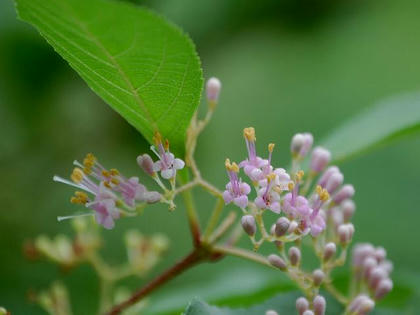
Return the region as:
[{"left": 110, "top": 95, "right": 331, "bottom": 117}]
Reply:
[{"left": 1, "top": 0, "right": 420, "bottom": 313}]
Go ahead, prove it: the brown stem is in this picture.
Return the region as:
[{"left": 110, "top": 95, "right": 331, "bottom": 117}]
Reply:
[{"left": 106, "top": 249, "right": 205, "bottom": 315}]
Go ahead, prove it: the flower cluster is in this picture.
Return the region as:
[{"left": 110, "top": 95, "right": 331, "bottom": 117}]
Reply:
[
  {"left": 53, "top": 133, "right": 185, "bottom": 229},
  {"left": 224, "top": 127, "right": 356, "bottom": 244},
  {"left": 224, "top": 127, "right": 392, "bottom": 315}
]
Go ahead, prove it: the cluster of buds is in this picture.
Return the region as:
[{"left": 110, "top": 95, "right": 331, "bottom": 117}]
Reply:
[
  {"left": 296, "top": 295, "right": 326, "bottom": 315},
  {"left": 224, "top": 128, "right": 355, "bottom": 248},
  {"left": 53, "top": 134, "right": 185, "bottom": 229},
  {"left": 124, "top": 230, "right": 169, "bottom": 276},
  {"left": 348, "top": 243, "right": 393, "bottom": 308}
]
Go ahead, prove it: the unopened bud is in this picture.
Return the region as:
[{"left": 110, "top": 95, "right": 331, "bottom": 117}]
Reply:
[
  {"left": 275, "top": 217, "right": 290, "bottom": 237},
  {"left": 313, "top": 269, "right": 325, "bottom": 286},
  {"left": 380, "top": 260, "right": 393, "bottom": 274},
  {"left": 137, "top": 154, "right": 155, "bottom": 176},
  {"left": 333, "top": 184, "right": 355, "bottom": 204},
  {"left": 288, "top": 246, "right": 301, "bottom": 266},
  {"left": 368, "top": 267, "right": 387, "bottom": 290},
  {"left": 303, "top": 311, "right": 314, "bottom": 315},
  {"left": 268, "top": 254, "right": 287, "bottom": 271},
  {"left": 291, "top": 133, "right": 313, "bottom": 158},
  {"left": 288, "top": 220, "right": 299, "bottom": 234},
  {"left": 323, "top": 242, "right": 337, "bottom": 261},
  {"left": 0, "top": 307, "right": 7, "bottom": 315},
  {"left": 325, "top": 171, "right": 344, "bottom": 193},
  {"left": 338, "top": 223, "right": 354, "bottom": 244},
  {"left": 296, "top": 297, "right": 309, "bottom": 315},
  {"left": 362, "top": 256, "right": 377, "bottom": 279},
  {"left": 241, "top": 215, "right": 256, "bottom": 236},
  {"left": 374, "top": 278, "right": 393, "bottom": 300},
  {"left": 144, "top": 191, "right": 161, "bottom": 204},
  {"left": 313, "top": 295, "right": 326, "bottom": 315},
  {"left": 318, "top": 166, "right": 339, "bottom": 187},
  {"left": 348, "top": 295, "right": 375, "bottom": 315},
  {"left": 206, "top": 77, "right": 221, "bottom": 103},
  {"left": 342, "top": 199, "right": 356, "bottom": 222},
  {"left": 265, "top": 311, "right": 279, "bottom": 315},
  {"left": 310, "top": 147, "right": 331, "bottom": 173},
  {"left": 374, "top": 247, "right": 386, "bottom": 262}
]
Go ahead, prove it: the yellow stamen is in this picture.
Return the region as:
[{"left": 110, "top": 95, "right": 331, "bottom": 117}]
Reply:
[
  {"left": 267, "top": 172, "right": 276, "bottom": 183},
  {"left": 268, "top": 143, "right": 275, "bottom": 153},
  {"left": 316, "top": 185, "right": 330, "bottom": 202},
  {"left": 153, "top": 131, "right": 162, "bottom": 146},
  {"left": 71, "top": 168, "right": 84, "bottom": 183},
  {"left": 83, "top": 153, "right": 96, "bottom": 168},
  {"left": 164, "top": 139, "right": 170, "bottom": 151},
  {"left": 110, "top": 168, "right": 119, "bottom": 176},
  {"left": 111, "top": 178, "right": 119, "bottom": 185},
  {"left": 225, "top": 158, "right": 231, "bottom": 169},
  {"left": 70, "top": 191, "right": 88, "bottom": 204},
  {"left": 102, "top": 170, "right": 110, "bottom": 178},
  {"left": 296, "top": 170, "right": 304, "bottom": 181},
  {"left": 288, "top": 182, "right": 295, "bottom": 191},
  {"left": 225, "top": 158, "right": 239, "bottom": 172},
  {"left": 104, "top": 181, "right": 111, "bottom": 188},
  {"left": 243, "top": 127, "right": 256, "bottom": 141},
  {"left": 83, "top": 167, "right": 92, "bottom": 175}
]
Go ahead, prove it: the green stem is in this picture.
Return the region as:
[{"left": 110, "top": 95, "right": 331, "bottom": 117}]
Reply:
[
  {"left": 181, "top": 189, "right": 201, "bottom": 246},
  {"left": 213, "top": 244, "right": 272, "bottom": 268},
  {"left": 203, "top": 198, "right": 225, "bottom": 240}
]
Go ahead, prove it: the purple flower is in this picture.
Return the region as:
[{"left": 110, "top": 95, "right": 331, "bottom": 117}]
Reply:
[
  {"left": 223, "top": 159, "right": 251, "bottom": 208},
  {"left": 283, "top": 192, "right": 312, "bottom": 219},
  {"left": 310, "top": 212, "right": 326, "bottom": 236},
  {"left": 151, "top": 133, "right": 185, "bottom": 179},
  {"left": 255, "top": 173, "right": 281, "bottom": 213},
  {"left": 239, "top": 127, "right": 269, "bottom": 181}
]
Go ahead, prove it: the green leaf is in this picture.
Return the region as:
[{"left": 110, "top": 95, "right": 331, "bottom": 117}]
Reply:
[
  {"left": 321, "top": 92, "right": 420, "bottom": 163},
  {"left": 15, "top": 0, "right": 203, "bottom": 155}
]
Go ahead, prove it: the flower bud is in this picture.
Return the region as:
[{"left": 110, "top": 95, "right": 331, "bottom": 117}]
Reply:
[
  {"left": 288, "top": 220, "right": 299, "bottom": 234},
  {"left": 325, "top": 171, "right": 344, "bottom": 193},
  {"left": 348, "top": 295, "right": 375, "bottom": 315},
  {"left": 144, "top": 191, "right": 161, "bottom": 204},
  {"left": 268, "top": 254, "right": 287, "bottom": 271},
  {"left": 288, "top": 246, "right": 301, "bottom": 266},
  {"left": 137, "top": 154, "right": 155, "bottom": 176},
  {"left": 310, "top": 147, "right": 331, "bottom": 173},
  {"left": 374, "top": 278, "right": 393, "bottom": 300},
  {"left": 380, "top": 260, "right": 393, "bottom": 274},
  {"left": 265, "top": 310, "right": 279, "bottom": 315},
  {"left": 313, "top": 269, "right": 325, "bottom": 287},
  {"left": 374, "top": 247, "right": 386, "bottom": 262},
  {"left": 342, "top": 199, "right": 355, "bottom": 222},
  {"left": 368, "top": 266, "right": 387, "bottom": 290},
  {"left": 0, "top": 307, "right": 7, "bottom": 315},
  {"left": 362, "top": 256, "right": 377, "bottom": 279},
  {"left": 323, "top": 242, "right": 337, "bottom": 261},
  {"left": 352, "top": 243, "right": 375, "bottom": 267},
  {"left": 241, "top": 215, "right": 256, "bottom": 236},
  {"left": 313, "top": 295, "right": 326, "bottom": 315},
  {"left": 296, "top": 297, "right": 309, "bottom": 315},
  {"left": 303, "top": 311, "right": 314, "bottom": 315},
  {"left": 291, "top": 133, "right": 313, "bottom": 158},
  {"left": 206, "top": 77, "right": 221, "bottom": 103},
  {"left": 318, "top": 166, "right": 339, "bottom": 187},
  {"left": 333, "top": 184, "right": 355, "bottom": 204},
  {"left": 275, "top": 217, "right": 290, "bottom": 237},
  {"left": 338, "top": 223, "right": 354, "bottom": 244}
]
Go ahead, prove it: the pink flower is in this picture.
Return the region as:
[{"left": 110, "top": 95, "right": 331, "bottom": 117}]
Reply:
[
  {"left": 223, "top": 159, "right": 250, "bottom": 209},
  {"left": 151, "top": 133, "right": 185, "bottom": 179},
  {"left": 255, "top": 173, "right": 281, "bottom": 213},
  {"left": 239, "top": 127, "right": 269, "bottom": 181}
]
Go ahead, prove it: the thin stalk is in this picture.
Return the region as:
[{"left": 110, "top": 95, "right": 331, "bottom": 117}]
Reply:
[
  {"left": 203, "top": 198, "right": 225, "bottom": 240},
  {"left": 181, "top": 190, "right": 201, "bottom": 247},
  {"left": 213, "top": 244, "right": 272, "bottom": 268}
]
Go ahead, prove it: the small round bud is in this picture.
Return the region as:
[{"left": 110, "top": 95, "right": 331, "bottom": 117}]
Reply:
[
  {"left": 348, "top": 295, "right": 375, "bottom": 315},
  {"left": 313, "top": 295, "right": 326, "bottom": 315},
  {"left": 296, "top": 297, "right": 309, "bottom": 315},
  {"left": 374, "top": 278, "right": 393, "bottom": 300},
  {"left": 368, "top": 266, "right": 387, "bottom": 290},
  {"left": 265, "top": 311, "right": 279, "bottom": 315},
  {"left": 0, "top": 307, "right": 8, "bottom": 315},
  {"left": 137, "top": 154, "right": 155, "bottom": 176},
  {"left": 288, "top": 246, "right": 301, "bottom": 266},
  {"left": 380, "top": 260, "right": 393, "bottom": 274},
  {"left": 268, "top": 254, "right": 287, "bottom": 271},
  {"left": 374, "top": 247, "right": 386, "bottom": 262},
  {"left": 358, "top": 298, "right": 375, "bottom": 314},
  {"left": 325, "top": 171, "right": 344, "bottom": 193},
  {"left": 362, "top": 256, "right": 377, "bottom": 279},
  {"left": 288, "top": 221, "right": 299, "bottom": 234},
  {"left": 333, "top": 184, "right": 355, "bottom": 204},
  {"left": 241, "top": 215, "right": 256, "bottom": 236},
  {"left": 275, "top": 217, "right": 290, "bottom": 237},
  {"left": 323, "top": 242, "right": 337, "bottom": 261},
  {"left": 352, "top": 243, "right": 375, "bottom": 267},
  {"left": 318, "top": 166, "right": 339, "bottom": 187},
  {"left": 338, "top": 223, "right": 354, "bottom": 244},
  {"left": 313, "top": 269, "right": 325, "bottom": 287},
  {"left": 342, "top": 199, "right": 356, "bottom": 222},
  {"left": 310, "top": 147, "right": 331, "bottom": 173},
  {"left": 303, "top": 311, "right": 314, "bottom": 315},
  {"left": 206, "top": 77, "right": 221, "bottom": 103},
  {"left": 144, "top": 191, "right": 161, "bottom": 204},
  {"left": 291, "top": 133, "right": 305, "bottom": 156}
]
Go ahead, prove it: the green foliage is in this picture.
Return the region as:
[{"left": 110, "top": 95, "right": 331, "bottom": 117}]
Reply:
[
  {"left": 322, "top": 92, "right": 420, "bottom": 163},
  {"left": 15, "top": 0, "right": 203, "bottom": 155}
]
